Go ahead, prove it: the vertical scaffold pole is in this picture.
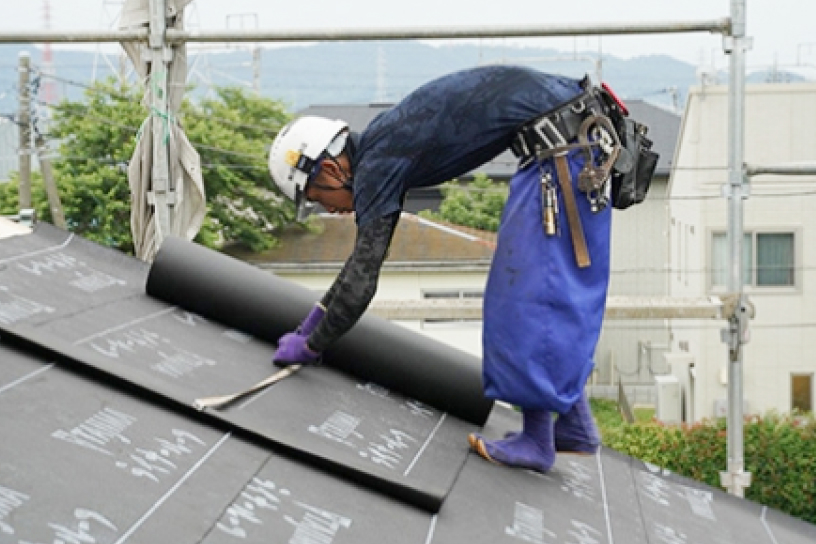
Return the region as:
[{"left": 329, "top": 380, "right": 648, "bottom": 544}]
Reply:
[
  {"left": 720, "top": 0, "right": 752, "bottom": 498},
  {"left": 148, "top": 0, "right": 173, "bottom": 248}
]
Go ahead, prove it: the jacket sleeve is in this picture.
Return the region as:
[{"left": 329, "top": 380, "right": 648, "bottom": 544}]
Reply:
[{"left": 307, "top": 212, "right": 400, "bottom": 352}]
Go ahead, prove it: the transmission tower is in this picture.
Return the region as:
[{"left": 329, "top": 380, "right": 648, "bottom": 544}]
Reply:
[
  {"left": 92, "top": 0, "right": 132, "bottom": 83},
  {"left": 222, "top": 13, "right": 262, "bottom": 95},
  {"left": 375, "top": 45, "right": 387, "bottom": 103},
  {"left": 41, "top": 0, "right": 57, "bottom": 105},
  {"left": 182, "top": 2, "right": 217, "bottom": 94}
]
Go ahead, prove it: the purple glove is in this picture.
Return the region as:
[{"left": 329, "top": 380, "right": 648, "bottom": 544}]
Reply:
[
  {"left": 297, "top": 303, "right": 326, "bottom": 336},
  {"left": 273, "top": 332, "right": 320, "bottom": 367}
]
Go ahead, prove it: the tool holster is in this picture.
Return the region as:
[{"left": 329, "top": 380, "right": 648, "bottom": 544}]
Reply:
[{"left": 510, "top": 78, "right": 659, "bottom": 267}]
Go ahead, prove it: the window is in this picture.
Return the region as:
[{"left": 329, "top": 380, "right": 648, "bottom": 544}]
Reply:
[
  {"left": 756, "top": 233, "right": 795, "bottom": 286},
  {"left": 711, "top": 231, "right": 794, "bottom": 288},
  {"left": 423, "top": 289, "right": 483, "bottom": 301},
  {"left": 792, "top": 374, "right": 812, "bottom": 413},
  {"left": 421, "top": 289, "right": 483, "bottom": 328}
]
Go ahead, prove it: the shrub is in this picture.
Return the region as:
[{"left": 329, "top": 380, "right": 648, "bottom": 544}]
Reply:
[{"left": 593, "top": 399, "right": 816, "bottom": 524}]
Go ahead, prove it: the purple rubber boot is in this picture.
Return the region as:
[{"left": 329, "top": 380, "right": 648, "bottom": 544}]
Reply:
[
  {"left": 554, "top": 393, "right": 600, "bottom": 454},
  {"left": 468, "top": 409, "right": 555, "bottom": 473}
]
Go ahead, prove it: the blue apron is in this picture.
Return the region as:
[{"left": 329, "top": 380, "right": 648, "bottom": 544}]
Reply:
[{"left": 482, "top": 150, "right": 611, "bottom": 413}]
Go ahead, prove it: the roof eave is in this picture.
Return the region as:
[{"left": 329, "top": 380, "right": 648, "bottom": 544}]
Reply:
[{"left": 256, "top": 261, "right": 492, "bottom": 274}]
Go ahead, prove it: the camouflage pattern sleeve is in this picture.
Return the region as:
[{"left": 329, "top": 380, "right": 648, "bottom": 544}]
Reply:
[{"left": 308, "top": 212, "right": 400, "bottom": 352}]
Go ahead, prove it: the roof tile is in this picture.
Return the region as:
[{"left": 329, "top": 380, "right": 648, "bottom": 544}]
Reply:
[{"left": 227, "top": 213, "right": 496, "bottom": 265}]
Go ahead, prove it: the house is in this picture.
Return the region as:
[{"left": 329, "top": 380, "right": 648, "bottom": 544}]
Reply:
[
  {"left": 667, "top": 82, "right": 816, "bottom": 421},
  {"left": 225, "top": 212, "right": 496, "bottom": 357},
  {"left": 0, "top": 118, "right": 22, "bottom": 182},
  {"left": 594, "top": 100, "right": 681, "bottom": 401}
]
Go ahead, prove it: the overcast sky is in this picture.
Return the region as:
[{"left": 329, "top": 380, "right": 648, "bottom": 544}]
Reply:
[{"left": 1, "top": 1, "right": 814, "bottom": 75}]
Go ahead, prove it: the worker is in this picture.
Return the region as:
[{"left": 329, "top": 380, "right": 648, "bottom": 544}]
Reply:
[{"left": 267, "top": 64, "right": 654, "bottom": 473}]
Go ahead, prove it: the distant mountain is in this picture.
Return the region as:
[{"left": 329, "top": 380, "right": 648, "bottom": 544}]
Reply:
[
  {"left": 0, "top": 41, "right": 808, "bottom": 118},
  {"left": 211, "top": 41, "right": 700, "bottom": 113}
]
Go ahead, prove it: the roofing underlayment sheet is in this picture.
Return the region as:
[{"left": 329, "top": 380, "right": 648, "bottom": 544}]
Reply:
[
  {"left": 145, "top": 235, "right": 492, "bottom": 426},
  {"left": 0, "top": 225, "right": 484, "bottom": 512},
  {"left": 2, "top": 341, "right": 815, "bottom": 543},
  {"left": 1, "top": 225, "right": 815, "bottom": 542},
  {"left": 0, "top": 342, "right": 432, "bottom": 543}
]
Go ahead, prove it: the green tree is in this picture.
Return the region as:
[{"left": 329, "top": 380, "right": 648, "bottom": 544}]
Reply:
[
  {"left": 0, "top": 79, "right": 293, "bottom": 253},
  {"left": 419, "top": 173, "right": 507, "bottom": 232},
  {"left": 183, "top": 86, "right": 294, "bottom": 251}
]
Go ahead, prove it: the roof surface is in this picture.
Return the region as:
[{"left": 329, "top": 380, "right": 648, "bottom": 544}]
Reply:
[
  {"left": 0, "top": 223, "right": 813, "bottom": 543},
  {"left": 226, "top": 212, "right": 496, "bottom": 268}
]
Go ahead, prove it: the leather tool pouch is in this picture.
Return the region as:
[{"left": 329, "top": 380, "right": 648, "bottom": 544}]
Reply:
[
  {"left": 610, "top": 118, "right": 659, "bottom": 209},
  {"left": 597, "top": 87, "right": 660, "bottom": 210}
]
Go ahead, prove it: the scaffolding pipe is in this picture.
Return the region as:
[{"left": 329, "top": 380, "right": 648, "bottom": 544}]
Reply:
[
  {"left": 169, "top": 20, "right": 731, "bottom": 43},
  {"left": 0, "top": 19, "right": 730, "bottom": 44},
  {"left": 746, "top": 163, "right": 816, "bottom": 176},
  {"left": 721, "top": 0, "right": 751, "bottom": 498},
  {"left": 0, "top": 30, "right": 146, "bottom": 43},
  {"left": 147, "top": 0, "right": 173, "bottom": 251},
  {"left": 369, "top": 295, "right": 729, "bottom": 321}
]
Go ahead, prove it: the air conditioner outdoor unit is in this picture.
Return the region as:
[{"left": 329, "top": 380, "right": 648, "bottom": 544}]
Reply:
[{"left": 654, "top": 374, "right": 681, "bottom": 425}]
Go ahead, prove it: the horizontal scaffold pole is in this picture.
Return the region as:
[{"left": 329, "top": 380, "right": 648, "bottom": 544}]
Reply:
[
  {"left": 0, "top": 19, "right": 731, "bottom": 44},
  {"left": 369, "top": 295, "right": 736, "bottom": 321},
  {"left": 0, "top": 29, "right": 147, "bottom": 43},
  {"left": 746, "top": 163, "right": 816, "bottom": 176}
]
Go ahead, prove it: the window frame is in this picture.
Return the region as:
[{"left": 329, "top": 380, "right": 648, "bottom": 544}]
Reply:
[
  {"left": 709, "top": 228, "right": 799, "bottom": 292},
  {"left": 420, "top": 288, "right": 484, "bottom": 329},
  {"left": 791, "top": 373, "right": 813, "bottom": 413}
]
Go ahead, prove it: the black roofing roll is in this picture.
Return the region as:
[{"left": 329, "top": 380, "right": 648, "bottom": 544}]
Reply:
[{"left": 146, "top": 236, "right": 492, "bottom": 426}]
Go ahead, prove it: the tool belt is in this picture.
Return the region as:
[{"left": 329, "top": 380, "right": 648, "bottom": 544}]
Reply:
[
  {"left": 510, "top": 77, "right": 606, "bottom": 160},
  {"left": 511, "top": 78, "right": 659, "bottom": 268}
]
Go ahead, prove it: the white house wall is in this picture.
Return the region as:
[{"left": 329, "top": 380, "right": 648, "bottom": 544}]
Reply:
[
  {"left": 595, "top": 179, "right": 672, "bottom": 392},
  {"left": 272, "top": 269, "right": 487, "bottom": 357},
  {"left": 669, "top": 82, "right": 816, "bottom": 420}
]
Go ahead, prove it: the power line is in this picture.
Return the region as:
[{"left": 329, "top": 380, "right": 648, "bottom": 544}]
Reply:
[
  {"left": 55, "top": 155, "right": 266, "bottom": 171},
  {"left": 29, "top": 98, "right": 268, "bottom": 163},
  {"left": 33, "top": 71, "right": 283, "bottom": 135},
  {"left": 189, "top": 142, "right": 264, "bottom": 160}
]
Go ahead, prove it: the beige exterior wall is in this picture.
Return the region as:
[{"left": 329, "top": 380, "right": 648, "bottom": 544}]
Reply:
[
  {"left": 595, "top": 178, "right": 672, "bottom": 393},
  {"left": 669, "top": 82, "right": 816, "bottom": 420},
  {"left": 273, "top": 268, "right": 488, "bottom": 357}
]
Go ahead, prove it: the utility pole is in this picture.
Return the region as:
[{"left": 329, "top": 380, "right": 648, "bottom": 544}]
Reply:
[
  {"left": 34, "top": 131, "right": 66, "bottom": 229},
  {"left": 720, "top": 0, "right": 752, "bottom": 498},
  {"left": 17, "top": 52, "right": 32, "bottom": 211}
]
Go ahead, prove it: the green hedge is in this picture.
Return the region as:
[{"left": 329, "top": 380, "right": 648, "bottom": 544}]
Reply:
[{"left": 593, "top": 400, "right": 816, "bottom": 524}]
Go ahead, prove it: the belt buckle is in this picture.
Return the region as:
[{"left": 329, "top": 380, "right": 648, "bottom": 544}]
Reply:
[{"left": 532, "top": 117, "right": 567, "bottom": 150}]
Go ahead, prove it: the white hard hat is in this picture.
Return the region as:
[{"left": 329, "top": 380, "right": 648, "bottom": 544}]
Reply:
[{"left": 268, "top": 116, "right": 349, "bottom": 221}]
